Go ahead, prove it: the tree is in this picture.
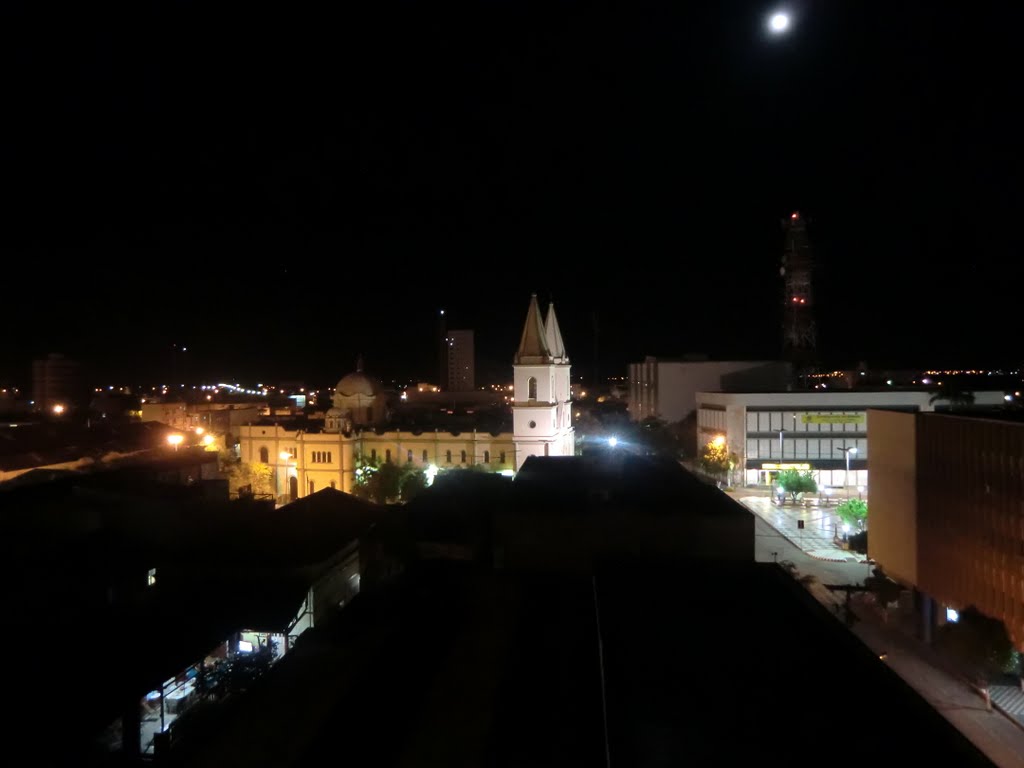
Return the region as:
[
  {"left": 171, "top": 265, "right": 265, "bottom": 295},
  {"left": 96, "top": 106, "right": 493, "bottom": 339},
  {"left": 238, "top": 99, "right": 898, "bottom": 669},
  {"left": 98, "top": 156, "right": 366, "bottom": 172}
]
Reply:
[
  {"left": 936, "top": 606, "right": 1020, "bottom": 682},
  {"left": 699, "top": 438, "right": 730, "bottom": 481},
  {"left": 929, "top": 386, "right": 976, "bottom": 412},
  {"left": 835, "top": 498, "right": 868, "bottom": 531},
  {"left": 635, "top": 416, "right": 682, "bottom": 459},
  {"left": 401, "top": 468, "right": 428, "bottom": 503},
  {"left": 220, "top": 451, "right": 273, "bottom": 498},
  {"left": 776, "top": 468, "right": 817, "bottom": 503}
]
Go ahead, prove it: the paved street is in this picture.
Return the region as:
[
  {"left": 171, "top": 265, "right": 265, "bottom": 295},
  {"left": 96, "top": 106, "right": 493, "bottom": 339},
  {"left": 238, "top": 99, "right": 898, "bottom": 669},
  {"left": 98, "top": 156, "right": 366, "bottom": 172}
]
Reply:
[{"left": 740, "top": 496, "right": 1024, "bottom": 768}]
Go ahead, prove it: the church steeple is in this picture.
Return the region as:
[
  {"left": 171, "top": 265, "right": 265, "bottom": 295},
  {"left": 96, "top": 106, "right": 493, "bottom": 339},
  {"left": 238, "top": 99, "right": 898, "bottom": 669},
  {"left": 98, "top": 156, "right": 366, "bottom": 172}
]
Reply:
[
  {"left": 544, "top": 302, "right": 568, "bottom": 363},
  {"left": 514, "top": 293, "right": 551, "bottom": 365}
]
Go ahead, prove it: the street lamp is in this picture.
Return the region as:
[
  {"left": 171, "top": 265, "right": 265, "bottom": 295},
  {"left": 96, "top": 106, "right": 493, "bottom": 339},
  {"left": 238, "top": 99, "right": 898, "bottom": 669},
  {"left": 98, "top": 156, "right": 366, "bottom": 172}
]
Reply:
[
  {"left": 279, "top": 451, "right": 293, "bottom": 505},
  {"left": 836, "top": 446, "right": 858, "bottom": 489},
  {"left": 167, "top": 434, "right": 184, "bottom": 452}
]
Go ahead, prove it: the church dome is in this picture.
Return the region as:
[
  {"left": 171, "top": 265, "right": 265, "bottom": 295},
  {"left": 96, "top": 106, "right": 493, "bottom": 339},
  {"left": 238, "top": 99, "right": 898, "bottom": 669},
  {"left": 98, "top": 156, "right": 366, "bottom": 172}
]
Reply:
[{"left": 335, "top": 371, "right": 381, "bottom": 398}]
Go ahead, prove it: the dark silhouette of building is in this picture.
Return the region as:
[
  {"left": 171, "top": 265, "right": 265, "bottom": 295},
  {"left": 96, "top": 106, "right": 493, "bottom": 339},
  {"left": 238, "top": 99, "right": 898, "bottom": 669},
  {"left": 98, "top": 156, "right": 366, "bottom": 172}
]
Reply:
[
  {"left": 31, "top": 352, "right": 84, "bottom": 414},
  {"left": 152, "top": 454, "right": 993, "bottom": 768}
]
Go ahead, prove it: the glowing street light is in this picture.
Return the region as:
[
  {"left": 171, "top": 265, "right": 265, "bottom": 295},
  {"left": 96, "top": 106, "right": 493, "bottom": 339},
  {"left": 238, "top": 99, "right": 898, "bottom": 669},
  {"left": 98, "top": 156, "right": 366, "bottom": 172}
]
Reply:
[
  {"left": 52, "top": 404, "right": 65, "bottom": 415},
  {"left": 167, "top": 434, "right": 184, "bottom": 451},
  {"left": 836, "top": 445, "right": 858, "bottom": 488},
  {"left": 712, "top": 435, "right": 726, "bottom": 448}
]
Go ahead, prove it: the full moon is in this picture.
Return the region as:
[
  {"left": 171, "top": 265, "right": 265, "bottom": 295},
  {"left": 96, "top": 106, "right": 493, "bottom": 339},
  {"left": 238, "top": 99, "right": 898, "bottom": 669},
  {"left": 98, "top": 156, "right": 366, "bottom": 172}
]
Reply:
[{"left": 768, "top": 12, "right": 790, "bottom": 33}]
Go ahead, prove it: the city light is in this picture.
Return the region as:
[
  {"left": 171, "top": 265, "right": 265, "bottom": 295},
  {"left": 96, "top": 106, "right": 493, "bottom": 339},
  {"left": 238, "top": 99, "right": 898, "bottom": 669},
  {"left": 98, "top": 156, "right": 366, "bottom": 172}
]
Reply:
[
  {"left": 167, "top": 434, "right": 184, "bottom": 451},
  {"left": 607, "top": 437, "right": 618, "bottom": 448}
]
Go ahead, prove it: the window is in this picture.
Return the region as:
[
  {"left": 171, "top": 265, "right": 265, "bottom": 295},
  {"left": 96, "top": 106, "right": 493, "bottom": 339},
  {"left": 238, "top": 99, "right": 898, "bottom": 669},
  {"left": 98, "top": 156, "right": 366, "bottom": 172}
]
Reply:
[
  {"left": 499, "top": 451, "right": 505, "bottom": 464},
  {"left": 422, "top": 449, "right": 428, "bottom": 463},
  {"left": 371, "top": 449, "right": 377, "bottom": 462},
  {"left": 308, "top": 480, "right": 315, "bottom": 495},
  {"left": 386, "top": 449, "right": 392, "bottom": 464},
  {"left": 461, "top": 450, "right": 467, "bottom": 464},
  {"left": 259, "top": 447, "right": 269, "bottom": 463},
  {"left": 528, "top": 377, "right": 537, "bottom": 400},
  {"left": 147, "top": 568, "right": 157, "bottom": 587},
  {"left": 484, "top": 450, "right": 490, "bottom": 463},
  {"left": 446, "top": 450, "right": 452, "bottom": 464},
  {"left": 407, "top": 449, "right": 413, "bottom": 463}
]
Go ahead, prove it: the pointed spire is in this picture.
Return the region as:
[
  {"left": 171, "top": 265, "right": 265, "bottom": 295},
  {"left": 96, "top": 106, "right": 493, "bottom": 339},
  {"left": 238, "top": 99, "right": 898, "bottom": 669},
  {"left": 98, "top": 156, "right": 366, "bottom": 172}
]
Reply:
[
  {"left": 514, "top": 293, "right": 551, "bottom": 365},
  {"left": 544, "top": 302, "right": 568, "bottom": 363}
]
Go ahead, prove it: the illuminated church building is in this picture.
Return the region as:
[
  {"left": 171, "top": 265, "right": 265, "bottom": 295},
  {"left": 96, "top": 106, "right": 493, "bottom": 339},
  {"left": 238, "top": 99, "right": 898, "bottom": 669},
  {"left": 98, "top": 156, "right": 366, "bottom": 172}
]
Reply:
[{"left": 237, "top": 295, "right": 575, "bottom": 499}]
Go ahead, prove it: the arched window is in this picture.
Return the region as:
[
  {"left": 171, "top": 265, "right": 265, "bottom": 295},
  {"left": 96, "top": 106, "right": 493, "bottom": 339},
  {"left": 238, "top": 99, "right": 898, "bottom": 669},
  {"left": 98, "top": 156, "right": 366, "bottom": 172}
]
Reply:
[
  {"left": 422, "top": 449, "right": 428, "bottom": 463},
  {"left": 446, "top": 450, "right": 452, "bottom": 464},
  {"left": 528, "top": 376, "right": 537, "bottom": 400},
  {"left": 499, "top": 451, "right": 506, "bottom": 464},
  {"left": 484, "top": 450, "right": 490, "bottom": 464},
  {"left": 461, "top": 450, "right": 467, "bottom": 464},
  {"left": 371, "top": 449, "right": 377, "bottom": 462},
  {"left": 259, "top": 447, "right": 269, "bottom": 463},
  {"left": 386, "top": 449, "right": 392, "bottom": 464},
  {"left": 407, "top": 449, "right": 413, "bottom": 463}
]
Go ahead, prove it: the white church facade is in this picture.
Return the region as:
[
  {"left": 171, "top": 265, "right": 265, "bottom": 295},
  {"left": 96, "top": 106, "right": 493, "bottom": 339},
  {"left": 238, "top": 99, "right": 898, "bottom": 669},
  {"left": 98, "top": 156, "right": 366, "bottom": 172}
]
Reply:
[{"left": 236, "top": 295, "right": 575, "bottom": 501}]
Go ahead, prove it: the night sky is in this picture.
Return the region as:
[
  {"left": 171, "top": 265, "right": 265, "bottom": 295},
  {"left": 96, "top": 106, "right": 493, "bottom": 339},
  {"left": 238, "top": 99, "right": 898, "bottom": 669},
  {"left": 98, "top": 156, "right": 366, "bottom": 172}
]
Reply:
[{"left": 3, "top": 1, "right": 1022, "bottom": 388}]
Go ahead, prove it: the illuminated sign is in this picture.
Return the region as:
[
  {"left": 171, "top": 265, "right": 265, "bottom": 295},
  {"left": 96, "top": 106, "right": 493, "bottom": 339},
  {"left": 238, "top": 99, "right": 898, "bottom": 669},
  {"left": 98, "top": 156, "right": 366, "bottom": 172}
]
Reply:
[
  {"left": 801, "top": 413, "right": 865, "bottom": 425},
  {"left": 762, "top": 463, "right": 811, "bottom": 470}
]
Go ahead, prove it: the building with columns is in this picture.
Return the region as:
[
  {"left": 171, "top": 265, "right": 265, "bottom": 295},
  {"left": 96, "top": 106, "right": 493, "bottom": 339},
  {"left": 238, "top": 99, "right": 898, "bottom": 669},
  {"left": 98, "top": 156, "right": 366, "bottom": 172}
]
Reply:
[{"left": 237, "top": 295, "right": 575, "bottom": 503}]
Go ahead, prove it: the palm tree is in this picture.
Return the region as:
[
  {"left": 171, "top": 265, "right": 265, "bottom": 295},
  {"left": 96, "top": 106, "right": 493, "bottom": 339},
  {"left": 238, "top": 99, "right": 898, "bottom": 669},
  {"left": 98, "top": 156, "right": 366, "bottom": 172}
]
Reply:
[{"left": 929, "top": 386, "right": 975, "bottom": 412}]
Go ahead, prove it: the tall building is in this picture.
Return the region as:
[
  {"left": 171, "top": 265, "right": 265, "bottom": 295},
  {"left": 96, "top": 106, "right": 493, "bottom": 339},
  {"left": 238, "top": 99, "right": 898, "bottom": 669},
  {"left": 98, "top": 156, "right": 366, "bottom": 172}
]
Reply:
[
  {"left": 780, "top": 211, "right": 817, "bottom": 370},
  {"left": 870, "top": 410, "right": 1024, "bottom": 648},
  {"left": 31, "top": 353, "right": 82, "bottom": 413},
  {"left": 512, "top": 294, "right": 575, "bottom": 468},
  {"left": 445, "top": 329, "right": 475, "bottom": 392}
]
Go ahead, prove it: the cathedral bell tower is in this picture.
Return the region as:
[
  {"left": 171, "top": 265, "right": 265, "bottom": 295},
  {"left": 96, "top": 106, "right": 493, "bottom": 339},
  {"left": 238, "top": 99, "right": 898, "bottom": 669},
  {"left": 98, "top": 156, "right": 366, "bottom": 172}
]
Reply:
[{"left": 512, "top": 294, "right": 575, "bottom": 470}]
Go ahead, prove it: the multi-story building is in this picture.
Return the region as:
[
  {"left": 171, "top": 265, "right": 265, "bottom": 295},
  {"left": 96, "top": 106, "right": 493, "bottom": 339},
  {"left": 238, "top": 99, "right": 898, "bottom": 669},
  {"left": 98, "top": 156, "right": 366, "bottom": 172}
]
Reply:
[
  {"left": 445, "top": 329, "right": 475, "bottom": 392},
  {"left": 628, "top": 357, "right": 789, "bottom": 425},
  {"left": 696, "top": 389, "right": 1009, "bottom": 489},
  {"left": 31, "top": 353, "right": 83, "bottom": 413},
  {"left": 869, "top": 409, "right": 1024, "bottom": 647}
]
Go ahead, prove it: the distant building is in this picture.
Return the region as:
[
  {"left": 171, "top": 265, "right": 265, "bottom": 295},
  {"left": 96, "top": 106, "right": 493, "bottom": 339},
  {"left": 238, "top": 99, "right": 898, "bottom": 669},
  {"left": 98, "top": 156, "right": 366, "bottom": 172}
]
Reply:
[
  {"left": 869, "top": 409, "right": 1024, "bottom": 648},
  {"left": 628, "top": 357, "right": 790, "bottom": 424},
  {"left": 445, "top": 329, "right": 475, "bottom": 392},
  {"left": 32, "top": 353, "right": 83, "bottom": 413},
  {"left": 696, "top": 388, "right": 1010, "bottom": 488},
  {"left": 237, "top": 295, "right": 574, "bottom": 503}
]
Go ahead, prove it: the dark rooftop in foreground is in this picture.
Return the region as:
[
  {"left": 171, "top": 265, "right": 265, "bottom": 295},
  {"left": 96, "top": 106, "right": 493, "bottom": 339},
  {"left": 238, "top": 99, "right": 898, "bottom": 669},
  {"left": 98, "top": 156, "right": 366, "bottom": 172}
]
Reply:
[{"left": 163, "top": 558, "right": 995, "bottom": 768}]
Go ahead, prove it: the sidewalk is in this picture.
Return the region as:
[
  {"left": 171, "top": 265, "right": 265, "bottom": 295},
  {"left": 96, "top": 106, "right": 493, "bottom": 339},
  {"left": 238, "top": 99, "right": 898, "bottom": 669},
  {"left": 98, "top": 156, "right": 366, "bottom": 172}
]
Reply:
[
  {"left": 733, "top": 493, "right": 863, "bottom": 563},
  {"left": 849, "top": 598, "right": 1024, "bottom": 768},
  {"left": 743, "top": 494, "right": 1024, "bottom": 767}
]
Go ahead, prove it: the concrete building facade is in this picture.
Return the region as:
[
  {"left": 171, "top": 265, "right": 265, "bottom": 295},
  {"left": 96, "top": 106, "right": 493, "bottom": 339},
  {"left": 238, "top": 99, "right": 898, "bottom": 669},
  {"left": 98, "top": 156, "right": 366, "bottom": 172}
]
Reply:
[
  {"left": 869, "top": 410, "right": 1024, "bottom": 648},
  {"left": 627, "top": 357, "right": 788, "bottom": 425},
  {"left": 445, "top": 329, "right": 475, "bottom": 392},
  {"left": 696, "top": 389, "right": 1010, "bottom": 489}
]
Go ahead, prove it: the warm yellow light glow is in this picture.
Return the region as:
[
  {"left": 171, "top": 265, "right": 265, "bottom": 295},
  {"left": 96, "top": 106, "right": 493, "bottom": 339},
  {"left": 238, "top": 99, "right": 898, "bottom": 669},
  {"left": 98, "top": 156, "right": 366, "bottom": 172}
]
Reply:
[
  {"left": 202, "top": 434, "right": 215, "bottom": 446},
  {"left": 167, "top": 434, "right": 184, "bottom": 447},
  {"left": 279, "top": 451, "right": 292, "bottom": 461},
  {"left": 712, "top": 435, "right": 726, "bottom": 447},
  {"left": 195, "top": 427, "right": 204, "bottom": 435},
  {"left": 52, "top": 404, "right": 65, "bottom": 415}
]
